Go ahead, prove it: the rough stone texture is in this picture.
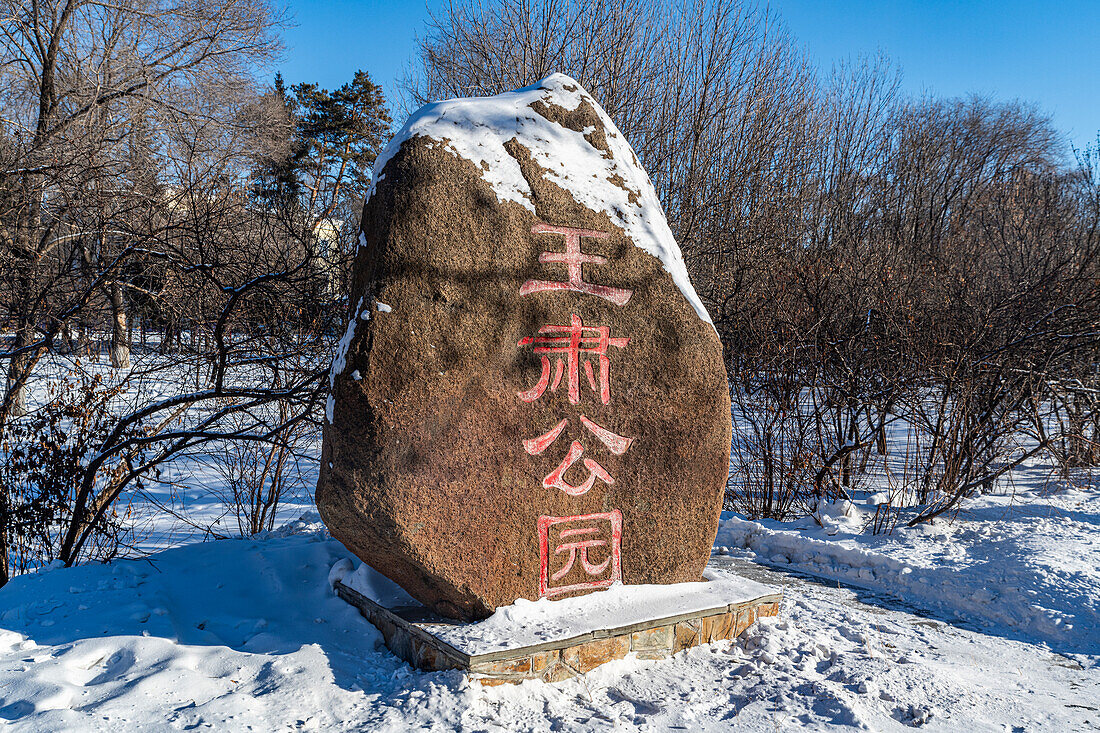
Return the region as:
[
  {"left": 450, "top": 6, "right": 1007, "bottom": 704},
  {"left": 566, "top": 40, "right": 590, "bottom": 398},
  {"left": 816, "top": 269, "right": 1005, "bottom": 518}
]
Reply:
[
  {"left": 734, "top": 605, "right": 759, "bottom": 638},
  {"left": 631, "top": 626, "right": 673, "bottom": 651},
  {"left": 317, "top": 75, "right": 732, "bottom": 620},
  {"left": 530, "top": 650, "right": 558, "bottom": 673},
  {"left": 705, "top": 611, "right": 735, "bottom": 642},
  {"left": 469, "top": 657, "right": 532, "bottom": 676},
  {"left": 562, "top": 636, "right": 631, "bottom": 674},
  {"left": 674, "top": 619, "right": 701, "bottom": 653}
]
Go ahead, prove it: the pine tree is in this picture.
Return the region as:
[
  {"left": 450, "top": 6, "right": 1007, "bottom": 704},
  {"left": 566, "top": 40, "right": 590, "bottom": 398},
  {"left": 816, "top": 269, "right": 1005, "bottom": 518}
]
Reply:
[{"left": 291, "top": 70, "right": 392, "bottom": 224}]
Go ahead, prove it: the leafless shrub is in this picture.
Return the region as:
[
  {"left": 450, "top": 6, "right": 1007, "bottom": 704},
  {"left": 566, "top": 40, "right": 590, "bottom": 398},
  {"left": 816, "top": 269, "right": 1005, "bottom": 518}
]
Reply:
[
  {"left": 209, "top": 419, "right": 313, "bottom": 537},
  {"left": 727, "top": 368, "right": 817, "bottom": 520},
  {"left": 0, "top": 372, "right": 139, "bottom": 583}
]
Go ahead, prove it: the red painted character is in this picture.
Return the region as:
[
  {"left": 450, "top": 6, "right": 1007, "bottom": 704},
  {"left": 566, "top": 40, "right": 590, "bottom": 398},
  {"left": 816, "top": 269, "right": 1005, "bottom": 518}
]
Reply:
[
  {"left": 517, "top": 312, "right": 635, "bottom": 495},
  {"left": 517, "top": 314, "right": 629, "bottom": 405},
  {"left": 520, "top": 223, "right": 633, "bottom": 306},
  {"left": 523, "top": 415, "right": 633, "bottom": 496},
  {"left": 538, "top": 511, "right": 623, "bottom": 598}
]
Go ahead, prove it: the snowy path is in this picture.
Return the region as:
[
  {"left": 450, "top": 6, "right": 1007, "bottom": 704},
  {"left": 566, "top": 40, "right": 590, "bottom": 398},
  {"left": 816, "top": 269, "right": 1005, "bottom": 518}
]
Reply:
[
  {"left": 1, "top": 522, "right": 1096, "bottom": 731},
  {"left": 706, "top": 555, "right": 1099, "bottom": 729}
]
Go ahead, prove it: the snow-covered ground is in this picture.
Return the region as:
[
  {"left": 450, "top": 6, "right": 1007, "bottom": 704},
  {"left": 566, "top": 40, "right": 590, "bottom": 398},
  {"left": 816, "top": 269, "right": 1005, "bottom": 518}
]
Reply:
[
  {"left": 3, "top": 352, "right": 1098, "bottom": 729},
  {"left": 716, "top": 477, "right": 1100, "bottom": 659},
  {"left": 1, "top": 512, "right": 1097, "bottom": 731}
]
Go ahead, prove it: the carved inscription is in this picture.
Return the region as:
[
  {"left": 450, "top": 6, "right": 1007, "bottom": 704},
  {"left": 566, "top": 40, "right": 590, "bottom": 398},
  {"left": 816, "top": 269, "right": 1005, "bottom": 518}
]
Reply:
[
  {"left": 538, "top": 511, "right": 623, "bottom": 598},
  {"left": 517, "top": 223, "right": 636, "bottom": 597}
]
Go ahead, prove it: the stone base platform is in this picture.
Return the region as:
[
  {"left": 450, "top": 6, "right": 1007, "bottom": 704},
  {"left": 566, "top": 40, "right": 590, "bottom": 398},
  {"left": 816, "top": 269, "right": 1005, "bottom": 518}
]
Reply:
[{"left": 332, "top": 564, "right": 781, "bottom": 685}]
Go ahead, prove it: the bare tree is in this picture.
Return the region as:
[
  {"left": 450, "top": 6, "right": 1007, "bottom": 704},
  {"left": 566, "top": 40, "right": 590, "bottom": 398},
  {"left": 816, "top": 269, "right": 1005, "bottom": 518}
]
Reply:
[{"left": 0, "top": 0, "right": 284, "bottom": 427}]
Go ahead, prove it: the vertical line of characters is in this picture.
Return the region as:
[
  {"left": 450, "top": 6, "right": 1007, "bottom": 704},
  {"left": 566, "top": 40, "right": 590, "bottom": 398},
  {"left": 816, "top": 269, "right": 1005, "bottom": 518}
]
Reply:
[{"left": 515, "top": 223, "right": 635, "bottom": 598}]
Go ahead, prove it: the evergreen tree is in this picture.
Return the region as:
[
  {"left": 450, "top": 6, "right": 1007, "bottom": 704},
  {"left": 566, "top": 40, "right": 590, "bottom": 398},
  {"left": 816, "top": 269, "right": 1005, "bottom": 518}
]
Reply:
[
  {"left": 291, "top": 70, "right": 392, "bottom": 223},
  {"left": 251, "top": 72, "right": 303, "bottom": 207}
]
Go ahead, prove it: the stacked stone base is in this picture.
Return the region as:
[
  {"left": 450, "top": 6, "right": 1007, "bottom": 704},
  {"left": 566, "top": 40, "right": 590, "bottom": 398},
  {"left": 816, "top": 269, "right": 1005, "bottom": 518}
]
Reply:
[{"left": 334, "top": 581, "right": 781, "bottom": 686}]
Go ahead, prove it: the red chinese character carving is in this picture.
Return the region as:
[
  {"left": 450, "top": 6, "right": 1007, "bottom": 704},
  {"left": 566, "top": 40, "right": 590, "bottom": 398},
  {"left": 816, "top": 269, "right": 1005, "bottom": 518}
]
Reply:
[
  {"left": 517, "top": 314, "right": 629, "bottom": 405},
  {"left": 538, "top": 511, "right": 623, "bottom": 598},
  {"left": 520, "top": 223, "right": 633, "bottom": 306},
  {"left": 522, "top": 415, "right": 634, "bottom": 496}
]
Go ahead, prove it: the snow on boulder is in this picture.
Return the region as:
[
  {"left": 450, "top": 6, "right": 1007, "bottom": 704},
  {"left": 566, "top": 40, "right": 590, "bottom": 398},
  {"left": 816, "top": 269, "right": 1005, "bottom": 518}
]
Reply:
[
  {"left": 364, "top": 73, "right": 712, "bottom": 326},
  {"left": 318, "top": 74, "right": 732, "bottom": 620}
]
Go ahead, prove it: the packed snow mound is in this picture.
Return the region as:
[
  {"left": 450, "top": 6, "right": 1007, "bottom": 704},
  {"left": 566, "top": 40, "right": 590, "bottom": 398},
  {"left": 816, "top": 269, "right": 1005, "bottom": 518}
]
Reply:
[
  {"left": 0, "top": 533, "right": 399, "bottom": 730},
  {"left": 714, "top": 483, "right": 1100, "bottom": 656},
  {"left": 367, "top": 73, "right": 712, "bottom": 326}
]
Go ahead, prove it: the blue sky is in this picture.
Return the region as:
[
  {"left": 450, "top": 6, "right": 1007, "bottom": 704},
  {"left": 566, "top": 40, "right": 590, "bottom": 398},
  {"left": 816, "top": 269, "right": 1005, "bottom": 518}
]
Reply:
[{"left": 277, "top": 0, "right": 1098, "bottom": 154}]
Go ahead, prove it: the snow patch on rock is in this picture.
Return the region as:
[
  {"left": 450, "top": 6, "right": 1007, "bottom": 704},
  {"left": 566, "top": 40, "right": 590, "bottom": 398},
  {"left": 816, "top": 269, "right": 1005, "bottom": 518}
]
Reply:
[
  {"left": 327, "top": 296, "right": 366, "bottom": 422},
  {"left": 340, "top": 561, "right": 419, "bottom": 609},
  {"left": 367, "top": 73, "right": 712, "bottom": 326}
]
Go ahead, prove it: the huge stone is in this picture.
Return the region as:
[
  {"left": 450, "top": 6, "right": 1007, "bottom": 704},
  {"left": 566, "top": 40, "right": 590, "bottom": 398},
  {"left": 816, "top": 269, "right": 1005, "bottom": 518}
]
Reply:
[{"left": 317, "top": 74, "right": 732, "bottom": 621}]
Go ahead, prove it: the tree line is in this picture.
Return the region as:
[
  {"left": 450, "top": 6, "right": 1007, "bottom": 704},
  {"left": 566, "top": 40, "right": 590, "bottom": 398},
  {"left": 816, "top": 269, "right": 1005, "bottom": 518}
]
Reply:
[
  {"left": 1, "top": 0, "right": 1097, "bottom": 584},
  {"left": 408, "top": 0, "right": 1100, "bottom": 524},
  {"left": 0, "top": 0, "right": 389, "bottom": 585}
]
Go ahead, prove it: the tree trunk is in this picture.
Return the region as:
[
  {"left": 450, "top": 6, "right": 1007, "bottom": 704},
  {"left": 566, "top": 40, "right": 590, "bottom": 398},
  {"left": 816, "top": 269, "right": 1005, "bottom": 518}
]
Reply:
[
  {"left": 109, "top": 284, "right": 130, "bottom": 369},
  {"left": 3, "top": 321, "right": 32, "bottom": 420},
  {"left": 0, "top": 525, "right": 9, "bottom": 589},
  {"left": 841, "top": 402, "right": 858, "bottom": 487},
  {"left": 58, "top": 323, "right": 73, "bottom": 355},
  {"left": 4, "top": 359, "right": 28, "bottom": 419}
]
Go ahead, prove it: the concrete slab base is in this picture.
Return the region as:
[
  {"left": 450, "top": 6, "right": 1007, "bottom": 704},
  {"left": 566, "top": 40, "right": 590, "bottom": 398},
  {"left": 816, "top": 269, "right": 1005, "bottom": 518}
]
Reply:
[{"left": 333, "top": 572, "right": 782, "bottom": 685}]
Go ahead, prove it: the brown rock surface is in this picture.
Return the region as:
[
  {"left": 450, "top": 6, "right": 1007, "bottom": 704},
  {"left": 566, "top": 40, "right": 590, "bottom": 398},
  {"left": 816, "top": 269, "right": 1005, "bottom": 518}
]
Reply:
[{"left": 317, "top": 74, "right": 732, "bottom": 620}]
